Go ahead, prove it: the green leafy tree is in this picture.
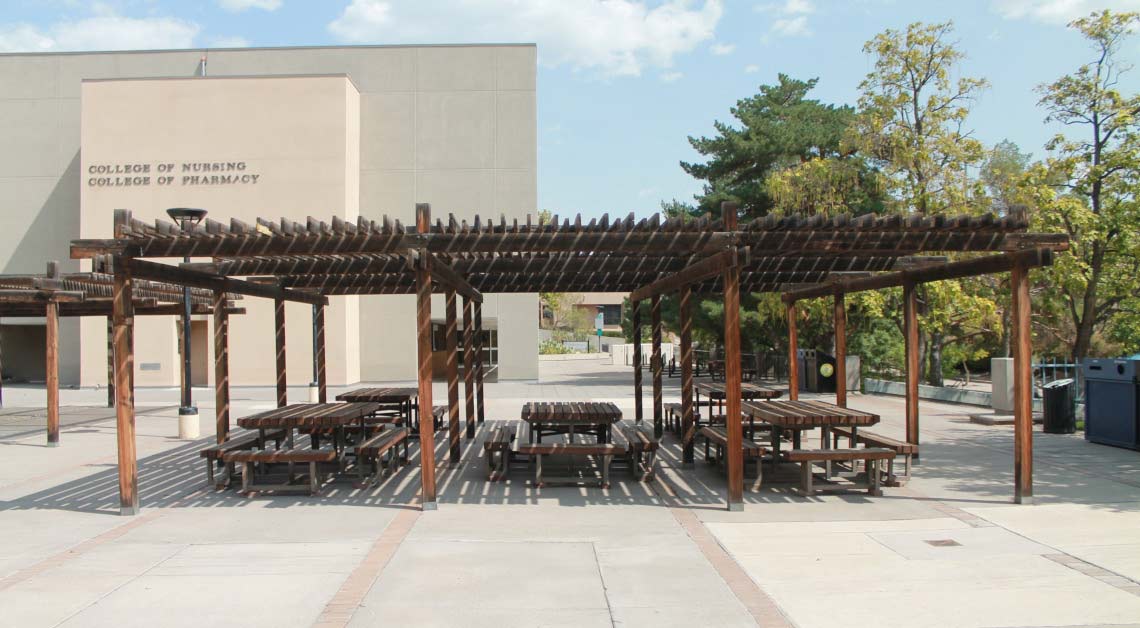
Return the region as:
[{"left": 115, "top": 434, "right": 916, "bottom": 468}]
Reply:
[
  {"left": 1032, "top": 9, "right": 1140, "bottom": 360},
  {"left": 849, "top": 21, "right": 995, "bottom": 385},
  {"left": 681, "top": 74, "right": 878, "bottom": 219},
  {"left": 981, "top": 140, "right": 1033, "bottom": 215}
]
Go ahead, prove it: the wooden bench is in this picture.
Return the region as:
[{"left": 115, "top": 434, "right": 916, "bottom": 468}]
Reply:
[
  {"left": 355, "top": 426, "right": 409, "bottom": 486},
  {"left": 699, "top": 426, "right": 766, "bottom": 488},
  {"left": 615, "top": 422, "right": 659, "bottom": 481},
  {"left": 483, "top": 426, "right": 515, "bottom": 481},
  {"left": 198, "top": 429, "right": 286, "bottom": 488},
  {"left": 514, "top": 442, "right": 627, "bottom": 488},
  {"left": 784, "top": 448, "right": 895, "bottom": 497},
  {"left": 830, "top": 427, "right": 916, "bottom": 486},
  {"left": 223, "top": 446, "right": 339, "bottom": 496}
]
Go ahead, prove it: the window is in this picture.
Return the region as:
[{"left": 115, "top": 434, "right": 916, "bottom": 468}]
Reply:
[
  {"left": 602, "top": 304, "right": 622, "bottom": 326},
  {"left": 431, "top": 323, "right": 498, "bottom": 366}
]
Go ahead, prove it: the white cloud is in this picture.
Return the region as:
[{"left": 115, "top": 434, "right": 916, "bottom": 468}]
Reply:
[
  {"left": 660, "top": 71, "right": 683, "bottom": 82},
  {"left": 757, "top": 0, "right": 815, "bottom": 40},
  {"left": 210, "top": 36, "right": 251, "bottom": 48},
  {"left": 218, "top": 0, "right": 283, "bottom": 11},
  {"left": 744, "top": 64, "right": 760, "bottom": 73},
  {"left": 0, "top": 14, "right": 199, "bottom": 52},
  {"left": 993, "top": 0, "right": 1140, "bottom": 24},
  {"left": 711, "top": 42, "right": 735, "bottom": 55},
  {"left": 328, "top": 0, "right": 724, "bottom": 77}
]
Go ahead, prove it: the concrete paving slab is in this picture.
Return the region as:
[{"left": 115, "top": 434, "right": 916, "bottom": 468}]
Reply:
[
  {"left": 360, "top": 539, "right": 609, "bottom": 611},
  {"left": 867, "top": 526, "right": 1054, "bottom": 560},
  {"left": 347, "top": 605, "right": 613, "bottom": 627}
]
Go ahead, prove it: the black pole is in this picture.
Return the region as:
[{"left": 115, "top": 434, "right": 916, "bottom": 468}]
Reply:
[{"left": 178, "top": 224, "right": 194, "bottom": 416}]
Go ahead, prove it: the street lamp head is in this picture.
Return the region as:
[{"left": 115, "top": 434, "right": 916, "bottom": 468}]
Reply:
[{"left": 166, "top": 207, "right": 208, "bottom": 229}]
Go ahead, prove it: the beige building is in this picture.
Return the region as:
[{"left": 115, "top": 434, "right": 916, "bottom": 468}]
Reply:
[{"left": 0, "top": 45, "right": 539, "bottom": 387}]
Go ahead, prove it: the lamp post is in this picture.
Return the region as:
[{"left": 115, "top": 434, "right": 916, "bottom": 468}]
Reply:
[{"left": 167, "top": 208, "right": 208, "bottom": 439}]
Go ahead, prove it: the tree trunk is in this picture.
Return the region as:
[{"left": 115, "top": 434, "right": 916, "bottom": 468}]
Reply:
[
  {"left": 1072, "top": 243, "right": 1104, "bottom": 362},
  {"left": 927, "top": 332, "right": 944, "bottom": 387}
]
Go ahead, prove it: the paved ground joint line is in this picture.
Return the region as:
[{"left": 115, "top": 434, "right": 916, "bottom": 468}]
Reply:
[
  {"left": 591, "top": 542, "right": 618, "bottom": 628},
  {"left": 651, "top": 474, "right": 794, "bottom": 628},
  {"left": 312, "top": 505, "right": 422, "bottom": 628}
]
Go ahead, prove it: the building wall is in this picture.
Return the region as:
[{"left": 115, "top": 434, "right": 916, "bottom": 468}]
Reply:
[{"left": 0, "top": 45, "right": 538, "bottom": 386}]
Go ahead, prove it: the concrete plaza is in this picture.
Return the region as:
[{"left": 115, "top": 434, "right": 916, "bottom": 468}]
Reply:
[{"left": 1, "top": 357, "right": 1139, "bottom": 627}]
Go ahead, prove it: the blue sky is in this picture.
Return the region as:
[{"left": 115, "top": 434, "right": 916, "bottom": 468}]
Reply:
[{"left": 2, "top": 0, "right": 1139, "bottom": 219}]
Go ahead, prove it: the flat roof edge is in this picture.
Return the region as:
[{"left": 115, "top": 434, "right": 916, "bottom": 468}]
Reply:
[{"left": 0, "top": 42, "right": 537, "bottom": 58}]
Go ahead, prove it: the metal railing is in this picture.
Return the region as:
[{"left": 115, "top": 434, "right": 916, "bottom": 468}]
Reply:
[{"left": 1034, "top": 357, "right": 1084, "bottom": 403}]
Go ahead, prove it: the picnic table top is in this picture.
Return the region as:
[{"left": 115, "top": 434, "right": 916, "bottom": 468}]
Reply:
[
  {"left": 520, "top": 402, "right": 622, "bottom": 425},
  {"left": 236, "top": 402, "right": 382, "bottom": 429},
  {"left": 741, "top": 399, "right": 879, "bottom": 428},
  {"left": 335, "top": 387, "right": 418, "bottom": 403},
  {"left": 696, "top": 381, "right": 782, "bottom": 399}
]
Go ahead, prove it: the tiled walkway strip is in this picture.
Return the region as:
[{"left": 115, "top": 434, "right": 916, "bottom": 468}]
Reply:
[
  {"left": 312, "top": 507, "right": 422, "bottom": 628},
  {"left": 1045, "top": 553, "right": 1140, "bottom": 598}
]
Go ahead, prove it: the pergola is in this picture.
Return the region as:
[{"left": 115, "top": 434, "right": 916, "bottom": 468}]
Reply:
[
  {"left": 0, "top": 259, "right": 246, "bottom": 446},
  {"left": 70, "top": 203, "right": 1066, "bottom": 514}
]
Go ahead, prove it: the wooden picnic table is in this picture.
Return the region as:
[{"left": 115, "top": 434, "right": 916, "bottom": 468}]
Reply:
[
  {"left": 336, "top": 387, "right": 418, "bottom": 428},
  {"left": 236, "top": 402, "right": 382, "bottom": 465},
  {"left": 696, "top": 381, "right": 781, "bottom": 423},
  {"left": 520, "top": 402, "right": 622, "bottom": 444},
  {"left": 742, "top": 399, "right": 879, "bottom": 474}
]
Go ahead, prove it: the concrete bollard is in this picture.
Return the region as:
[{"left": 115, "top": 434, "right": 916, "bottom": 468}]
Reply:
[
  {"left": 309, "top": 384, "right": 320, "bottom": 403},
  {"left": 178, "top": 408, "right": 200, "bottom": 439}
]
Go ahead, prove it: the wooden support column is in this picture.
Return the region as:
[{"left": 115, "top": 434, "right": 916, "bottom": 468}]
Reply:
[
  {"left": 723, "top": 261, "right": 744, "bottom": 511},
  {"left": 415, "top": 203, "right": 438, "bottom": 510},
  {"left": 786, "top": 301, "right": 799, "bottom": 401},
  {"left": 445, "top": 289, "right": 461, "bottom": 463},
  {"left": 632, "top": 300, "right": 643, "bottom": 424},
  {"left": 315, "top": 304, "right": 327, "bottom": 404},
  {"left": 463, "top": 296, "right": 475, "bottom": 439},
  {"left": 903, "top": 280, "right": 920, "bottom": 453},
  {"left": 274, "top": 298, "right": 287, "bottom": 408},
  {"left": 45, "top": 299, "right": 60, "bottom": 446},
  {"left": 834, "top": 292, "right": 847, "bottom": 408},
  {"left": 106, "top": 316, "right": 114, "bottom": 408},
  {"left": 651, "top": 295, "right": 663, "bottom": 438},
  {"left": 475, "top": 301, "right": 485, "bottom": 425},
  {"left": 0, "top": 320, "right": 4, "bottom": 408},
  {"left": 112, "top": 263, "right": 137, "bottom": 515},
  {"left": 680, "top": 286, "right": 695, "bottom": 465},
  {"left": 1011, "top": 263, "right": 1034, "bottom": 504},
  {"left": 213, "top": 290, "right": 230, "bottom": 444}
]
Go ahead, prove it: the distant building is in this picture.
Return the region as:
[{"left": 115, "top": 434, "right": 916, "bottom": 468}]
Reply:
[
  {"left": 570, "top": 292, "right": 626, "bottom": 333},
  {"left": 0, "top": 44, "right": 539, "bottom": 386}
]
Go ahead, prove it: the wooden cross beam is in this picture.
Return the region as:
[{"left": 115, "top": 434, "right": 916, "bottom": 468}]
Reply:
[
  {"left": 124, "top": 258, "right": 326, "bottom": 306},
  {"left": 629, "top": 248, "right": 741, "bottom": 302}
]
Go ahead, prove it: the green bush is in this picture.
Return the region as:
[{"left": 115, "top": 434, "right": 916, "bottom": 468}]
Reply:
[{"left": 539, "top": 339, "right": 580, "bottom": 355}]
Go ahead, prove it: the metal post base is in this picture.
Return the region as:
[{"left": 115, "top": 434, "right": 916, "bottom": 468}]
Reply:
[
  {"left": 422, "top": 501, "right": 438, "bottom": 511},
  {"left": 1015, "top": 494, "right": 1033, "bottom": 505},
  {"left": 119, "top": 505, "right": 139, "bottom": 516},
  {"left": 47, "top": 440, "right": 60, "bottom": 447},
  {"left": 727, "top": 502, "right": 744, "bottom": 512},
  {"left": 308, "top": 384, "right": 320, "bottom": 403}
]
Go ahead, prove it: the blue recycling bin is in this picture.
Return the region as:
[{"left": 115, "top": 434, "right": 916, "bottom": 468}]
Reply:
[{"left": 1082, "top": 358, "right": 1140, "bottom": 450}]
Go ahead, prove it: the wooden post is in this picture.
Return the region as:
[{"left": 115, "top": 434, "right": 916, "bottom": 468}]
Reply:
[
  {"left": 106, "top": 316, "right": 114, "bottom": 408},
  {"left": 723, "top": 262, "right": 744, "bottom": 511},
  {"left": 680, "top": 286, "right": 695, "bottom": 465},
  {"left": 651, "top": 295, "right": 663, "bottom": 438},
  {"left": 416, "top": 203, "right": 438, "bottom": 510},
  {"left": 315, "top": 304, "right": 327, "bottom": 404},
  {"left": 475, "top": 301, "right": 485, "bottom": 425},
  {"left": 45, "top": 299, "right": 60, "bottom": 446},
  {"left": 463, "top": 296, "right": 475, "bottom": 439},
  {"left": 903, "top": 280, "right": 919, "bottom": 453},
  {"left": 0, "top": 318, "right": 4, "bottom": 408},
  {"left": 834, "top": 292, "right": 847, "bottom": 408},
  {"left": 1011, "top": 262, "right": 1033, "bottom": 504},
  {"left": 112, "top": 262, "right": 138, "bottom": 515},
  {"left": 445, "top": 289, "right": 460, "bottom": 463},
  {"left": 213, "top": 290, "right": 230, "bottom": 444},
  {"left": 632, "top": 300, "right": 643, "bottom": 424},
  {"left": 274, "top": 298, "right": 287, "bottom": 408},
  {"left": 786, "top": 301, "right": 799, "bottom": 401}
]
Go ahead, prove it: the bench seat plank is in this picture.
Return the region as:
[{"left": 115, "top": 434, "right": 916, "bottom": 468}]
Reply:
[
  {"left": 223, "top": 447, "right": 338, "bottom": 464},
  {"left": 785, "top": 448, "right": 895, "bottom": 462}
]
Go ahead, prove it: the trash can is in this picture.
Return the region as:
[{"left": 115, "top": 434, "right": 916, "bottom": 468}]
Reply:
[
  {"left": 1083, "top": 358, "right": 1140, "bottom": 450},
  {"left": 1042, "top": 379, "right": 1075, "bottom": 434},
  {"left": 815, "top": 352, "right": 837, "bottom": 393}
]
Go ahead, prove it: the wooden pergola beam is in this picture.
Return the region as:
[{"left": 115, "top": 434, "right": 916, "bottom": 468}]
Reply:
[
  {"left": 782, "top": 248, "right": 1056, "bottom": 302},
  {"left": 629, "top": 248, "right": 740, "bottom": 303},
  {"left": 432, "top": 257, "right": 483, "bottom": 304},
  {"left": 124, "top": 258, "right": 325, "bottom": 306}
]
